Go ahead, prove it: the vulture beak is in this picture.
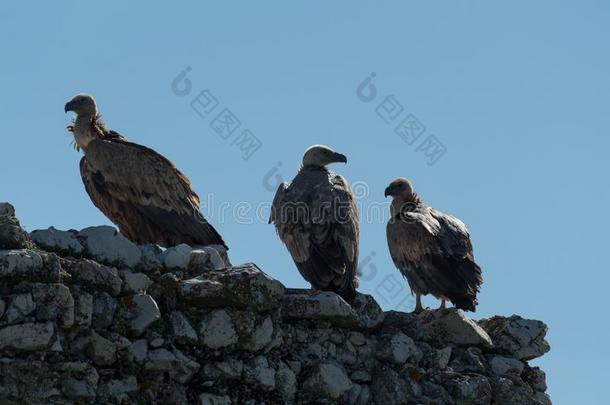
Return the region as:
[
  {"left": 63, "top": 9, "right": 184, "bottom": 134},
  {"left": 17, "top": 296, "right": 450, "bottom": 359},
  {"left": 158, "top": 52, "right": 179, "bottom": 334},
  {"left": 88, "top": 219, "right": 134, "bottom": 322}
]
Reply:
[
  {"left": 333, "top": 152, "right": 348, "bottom": 164},
  {"left": 64, "top": 101, "right": 74, "bottom": 113},
  {"left": 384, "top": 186, "right": 394, "bottom": 197}
]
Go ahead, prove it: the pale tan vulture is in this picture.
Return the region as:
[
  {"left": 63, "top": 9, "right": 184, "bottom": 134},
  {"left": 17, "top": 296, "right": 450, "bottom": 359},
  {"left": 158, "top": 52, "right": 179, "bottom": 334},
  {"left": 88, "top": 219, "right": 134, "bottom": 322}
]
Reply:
[
  {"left": 269, "top": 145, "right": 360, "bottom": 301},
  {"left": 385, "top": 178, "right": 482, "bottom": 312},
  {"left": 64, "top": 94, "right": 227, "bottom": 249}
]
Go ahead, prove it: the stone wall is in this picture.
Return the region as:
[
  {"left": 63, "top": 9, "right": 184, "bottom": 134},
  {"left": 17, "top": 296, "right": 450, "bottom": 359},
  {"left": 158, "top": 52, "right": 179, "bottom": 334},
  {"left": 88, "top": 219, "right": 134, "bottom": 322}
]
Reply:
[{"left": 0, "top": 203, "right": 551, "bottom": 404}]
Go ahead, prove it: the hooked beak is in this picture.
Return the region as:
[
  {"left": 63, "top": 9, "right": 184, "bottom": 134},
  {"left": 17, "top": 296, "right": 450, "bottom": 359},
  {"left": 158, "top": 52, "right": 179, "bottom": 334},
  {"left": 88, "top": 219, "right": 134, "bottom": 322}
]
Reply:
[
  {"left": 64, "top": 101, "right": 74, "bottom": 113},
  {"left": 384, "top": 186, "right": 394, "bottom": 197},
  {"left": 333, "top": 152, "right": 348, "bottom": 164}
]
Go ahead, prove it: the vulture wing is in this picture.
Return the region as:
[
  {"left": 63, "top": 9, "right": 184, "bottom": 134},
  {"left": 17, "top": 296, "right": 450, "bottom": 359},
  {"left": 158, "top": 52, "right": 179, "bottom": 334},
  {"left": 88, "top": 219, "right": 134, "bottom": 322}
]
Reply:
[
  {"left": 430, "top": 208, "right": 474, "bottom": 259},
  {"left": 387, "top": 205, "right": 481, "bottom": 311},
  {"left": 81, "top": 138, "right": 226, "bottom": 248}
]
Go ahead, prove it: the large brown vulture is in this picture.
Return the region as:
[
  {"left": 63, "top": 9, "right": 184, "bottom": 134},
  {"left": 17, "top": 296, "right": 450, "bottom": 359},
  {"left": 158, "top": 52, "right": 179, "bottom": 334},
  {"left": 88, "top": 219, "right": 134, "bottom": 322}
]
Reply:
[
  {"left": 385, "top": 178, "right": 482, "bottom": 312},
  {"left": 64, "top": 93, "right": 227, "bottom": 249},
  {"left": 269, "top": 145, "right": 359, "bottom": 301}
]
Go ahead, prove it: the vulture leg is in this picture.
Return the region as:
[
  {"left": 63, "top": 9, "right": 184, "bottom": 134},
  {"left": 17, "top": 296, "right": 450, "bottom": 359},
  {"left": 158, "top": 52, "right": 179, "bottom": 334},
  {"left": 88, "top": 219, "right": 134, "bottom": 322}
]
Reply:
[
  {"left": 414, "top": 293, "right": 424, "bottom": 313},
  {"left": 438, "top": 299, "right": 447, "bottom": 311}
]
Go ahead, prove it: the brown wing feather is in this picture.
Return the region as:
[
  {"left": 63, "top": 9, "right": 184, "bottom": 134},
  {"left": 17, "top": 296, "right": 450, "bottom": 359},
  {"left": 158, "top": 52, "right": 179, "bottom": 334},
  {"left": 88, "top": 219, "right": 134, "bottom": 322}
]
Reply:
[
  {"left": 84, "top": 139, "right": 195, "bottom": 213},
  {"left": 80, "top": 138, "right": 225, "bottom": 248},
  {"left": 387, "top": 205, "right": 481, "bottom": 311},
  {"left": 80, "top": 157, "right": 169, "bottom": 242},
  {"left": 270, "top": 169, "right": 359, "bottom": 300},
  {"left": 430, "top": 208, "right": 474, "bottom": 259}
]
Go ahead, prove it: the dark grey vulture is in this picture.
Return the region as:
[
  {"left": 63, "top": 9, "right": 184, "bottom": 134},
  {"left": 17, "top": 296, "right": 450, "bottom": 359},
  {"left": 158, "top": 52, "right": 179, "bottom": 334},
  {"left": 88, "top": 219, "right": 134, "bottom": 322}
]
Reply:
[
  {"left": 269, "top": 145, "right": 359, "bottom": 301},
  {"left": 64, "top": 93, "right": 227, "bottom": 249},
  {"left": 385, "top": 178, "right": 482, "bottom": 312}
]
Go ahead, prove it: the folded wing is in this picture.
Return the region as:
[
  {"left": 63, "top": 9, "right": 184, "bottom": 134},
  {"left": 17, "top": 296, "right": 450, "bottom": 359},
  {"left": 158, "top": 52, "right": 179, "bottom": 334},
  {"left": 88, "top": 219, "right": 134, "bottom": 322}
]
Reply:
[
  {"left": 387, "top": 206, "right": 481, "bottom": 311},
  {"left": 81, "top": 138, "right": 226, "bottom": 248}
]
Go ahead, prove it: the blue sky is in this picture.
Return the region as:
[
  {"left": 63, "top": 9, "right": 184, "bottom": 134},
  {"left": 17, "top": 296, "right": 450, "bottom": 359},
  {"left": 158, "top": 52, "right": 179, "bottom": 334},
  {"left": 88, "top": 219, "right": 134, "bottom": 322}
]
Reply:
[{"left": 1, "top": 1, "right": 608, "bottom": 403}]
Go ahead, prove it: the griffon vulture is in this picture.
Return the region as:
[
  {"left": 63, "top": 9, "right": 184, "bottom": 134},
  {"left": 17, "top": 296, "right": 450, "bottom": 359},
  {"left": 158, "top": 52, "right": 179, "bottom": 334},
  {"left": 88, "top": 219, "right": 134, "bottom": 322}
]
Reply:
[
  {"left": 64, "top": 94, "right": 227, "bottom": 249},
  {"left": 385, "top": 178, "right": 482, "bottom": 312},
  {"left": 269, "top": 145, "right": 359, "bottom": 301}
]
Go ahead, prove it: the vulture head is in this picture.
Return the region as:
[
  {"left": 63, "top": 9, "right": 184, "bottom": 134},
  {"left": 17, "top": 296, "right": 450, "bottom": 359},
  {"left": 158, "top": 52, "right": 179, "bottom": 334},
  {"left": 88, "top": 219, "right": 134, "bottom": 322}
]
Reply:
[
  {"left": 302, "top": 145, "right": 348, "bottom": 167},
  {"left": 65, "top": 94, "right": 100, "bottom": 151},
  {"left": 385, "top": 177, "right": 416, "bottom": 199},
  {"left": 64, "top": 94, "right": 97, "bottom": 116}
]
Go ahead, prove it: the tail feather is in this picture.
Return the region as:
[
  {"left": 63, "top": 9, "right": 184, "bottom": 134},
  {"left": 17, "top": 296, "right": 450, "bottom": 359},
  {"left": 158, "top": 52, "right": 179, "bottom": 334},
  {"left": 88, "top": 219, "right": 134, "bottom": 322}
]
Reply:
[
  {"left": 134, "top": 204, "right": 227, "bottom": 248},
  {"left": 337, "top": 278, "right": 357, "bottom": 302},
  {"left": 451, "top": 294, "right": 478, "bottom": 312},
  {"left": 447, "top": 260, "right": 482, "bottom": 312},
  {"left": 427, "top": 255, "right": 482, "bottom": 312},
  {"left": 295, "top": 248, "right": 358, "bottom": 303}
]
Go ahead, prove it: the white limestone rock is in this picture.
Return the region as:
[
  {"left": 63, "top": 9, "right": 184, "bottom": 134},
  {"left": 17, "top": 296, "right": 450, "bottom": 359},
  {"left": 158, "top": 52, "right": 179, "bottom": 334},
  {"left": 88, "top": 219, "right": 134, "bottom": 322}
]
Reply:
[
  {"left": 242, "top": 316, "right": 274, "bottom": 352},
  {"left": 121, "top": 271, "right": 153, "bottom": 293},
  {"left": 171, "top": 347, "right": 201, "bottom": 384},
  {"left": 91, "top": 292, "right": 117, "bottom": 329},
  {"left": 0, "top": 202, "right": 30, "bottom": 249},
  {"left": 376, "top": 332, "right": 422, "bottom": 365},
  {"left": 145, "top": 348, "right": 176, "bottom": 372},
  {"left": 122, "top": 294, "right": 161, "bottom": 337},
  {"left": 479, "top": 315, "right": 550, "bottom": 360},
  {"left": 30, "top": 283, "right": 75, "bottom": 329},
  {"left": 73, "top": 288, "right": 93, "bottom": 327},
  {"left": 244, "top": 355, "right": 276, "bottom": 391},
  {"left": 58, "top": 362, "right": 100, "bottom": 400},
  {"left": 190, "top": 245, "right": 231, "bottom": 272},
  {"left": 3, "top": 293, "right": 35, "bottom": 324},
  {"left": 67, "top": 259, "right": 123, "bottom": 296},
  {"left": 303, "top": 362, "right": 353, "bottom": 400},
  {"left": 162, "top": 244, "right": 193, "bottom": 270},
  {"left": 201, "top": 359, "right": 244, "bottom": 382},
  {"left": 275, "top": 361, "right": 297, "bottom": 400},
  {"left": 490, "top": 356, "right": 525, "bottom": 376},
  {"left": 199, "top": 393, "right": 231, "bottom": 405},
  {"left": 0, "top": 322, "right": 54, "bottom": 351},
  {"left": 442, "top": 373, "right": 492, "bottom": 404},
  {"left": 138, "top": 244, "right": 163, "bottom": 271},
  {"left": 282, "top": 291, "right": 359, "bottom": 328},
  {"left": 78, "top": 226, "right": 141, "bottom": 268},
  {"left": 199, "top": 309, "right": 238, "bottom": 349},
  {"left": 88, "top": 332, "right": 117, "bottom": 366},
  {"left": 420, "top": 309, "right": 493, "bottom": 348},
  {"left": 170, "top": 311, "right": 198, "bottom": 344},
  {"left": 126, "top": 339, "right": 148, "bottom": 364},
  {"left": 62, "top": 378, "right": 97, "bottom": 400},
  {"left": 179, "top": 264, "right": 285, "bottom": 312},
  {"left": 0, "top": 250, "right": 44, "bottom": 280},
  {"left": 101, "top": 376, "right": 138, "bottom": 401},
  {"left": 30, "top": 227, "right": 84, "bottom": 255}
]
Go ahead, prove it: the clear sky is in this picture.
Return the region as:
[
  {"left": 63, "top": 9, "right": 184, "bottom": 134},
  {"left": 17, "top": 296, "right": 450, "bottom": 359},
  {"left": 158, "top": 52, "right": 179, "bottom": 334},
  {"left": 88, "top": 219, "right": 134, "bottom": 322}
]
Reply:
[{"left": 1, "top": 1, "right": 608, "bottom": 403}]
